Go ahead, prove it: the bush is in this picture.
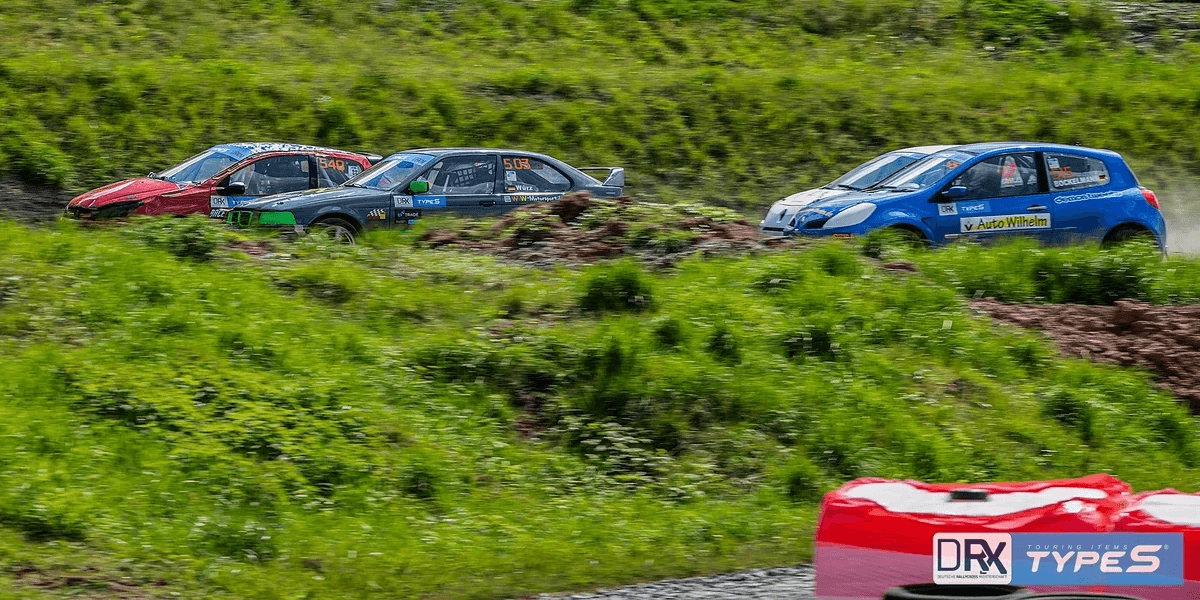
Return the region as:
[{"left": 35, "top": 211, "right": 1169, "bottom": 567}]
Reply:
[{"left": 578, "top": 261, "right": 654, "bottom": 313}]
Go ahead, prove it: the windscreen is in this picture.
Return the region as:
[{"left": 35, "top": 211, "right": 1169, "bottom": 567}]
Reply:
[
  {"left": 829, "top": 152, "right": 926, "bottom": 190},
  {"left": 155, "top": 149, "right": 239, "bottom": 185},
  {"left": 346, "top": 153, "right": 436, "bottom": 190},
  {"left": 876, "top": 150, "right": 976, "bottom": 191}
]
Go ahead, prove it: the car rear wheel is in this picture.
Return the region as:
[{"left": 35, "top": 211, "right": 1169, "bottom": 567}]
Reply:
[
  {"left": 310, "top": 217, "right": 358, "bottom": 246},
  {"left": 882, "top": 584, "right": 1033, "bottom": 600},
  {"left": 1101, "top": 225, "right": 1155, "bottom": 249}
]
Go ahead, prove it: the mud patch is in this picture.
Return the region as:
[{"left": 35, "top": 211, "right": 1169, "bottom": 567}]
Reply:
[
  {"left": 973, "top": 298, "right": 1200, "bottom": 413},
  {"left": 417, "top": 192, "right": 804, "bottom": 268},
  {"left": 12, "top": 565, "right": 168, "bottom": 600},
  {"left": 0, "top": 178, "right": 75, "bottom": 222}
]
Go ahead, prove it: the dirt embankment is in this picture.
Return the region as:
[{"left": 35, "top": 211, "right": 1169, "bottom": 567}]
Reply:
[
  {"left": 0, "top": 178, "right": 75, "bottom": 222},
  {"left": 419, "top": 192, "right": 799, "bottom": 267},
  {"left": 974, "top": 298, "right": 1200, "bottom": 413}
]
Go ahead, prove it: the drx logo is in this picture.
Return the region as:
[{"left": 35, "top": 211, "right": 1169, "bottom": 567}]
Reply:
[{"left": 933, "top": 533, "right": 1013, "bottom": 585}]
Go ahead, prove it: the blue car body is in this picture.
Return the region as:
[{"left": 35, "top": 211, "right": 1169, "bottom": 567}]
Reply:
[
  {"left": 765, "top": 142, "right": 1166, "bottom": 252},
  {"left": 760, "top": 145, "right": 953, "bottom": 235}
]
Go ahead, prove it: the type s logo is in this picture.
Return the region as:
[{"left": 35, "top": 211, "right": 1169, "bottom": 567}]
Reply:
[
  {"left": 933, "top": 533, "right": 1013, "bottom": 584},
  {"left": 1012, "top": 534, "right": 1183, "bottom": 587}
]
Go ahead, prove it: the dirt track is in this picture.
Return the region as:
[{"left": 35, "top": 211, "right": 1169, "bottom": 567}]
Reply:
[
  {"left": 0, "top": 178, "right": 74, "bottom": 222},
  {"left": 973, "top": 299, "right": 1200, "bottom": 413}
]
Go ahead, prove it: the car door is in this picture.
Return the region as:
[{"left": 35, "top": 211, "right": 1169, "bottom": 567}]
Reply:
[
  {"left": 498, "top": 155, "right": 573, "bottom": 214},
  {"left": 1042, "top": 151, "right": 1115, "bottom": 245},
  {"left": 208, "top": 154, "right": 313, "bottom": 219},
  {"left": 934, "top": 152, "right": 1054, "bottom": 245},
  {"left": 410, "top": 154, "right": 501, "bottom": 219}
]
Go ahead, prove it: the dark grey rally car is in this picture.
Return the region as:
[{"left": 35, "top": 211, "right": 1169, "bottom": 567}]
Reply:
[{"left": 226, "top": 148, "right": 625, "bottom": 243}]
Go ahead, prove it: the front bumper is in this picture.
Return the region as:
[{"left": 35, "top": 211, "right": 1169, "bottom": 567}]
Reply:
[
  {"left": 65, "top": 201, "right": 143, "bottom": 221},
  {"left": 225, "top": 210, "right": 298, "bottom": 228}
]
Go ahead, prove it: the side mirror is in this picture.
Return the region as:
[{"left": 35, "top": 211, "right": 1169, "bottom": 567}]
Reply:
[
  {"left": 219, "top": 181, "right": 247, "bottom": 196},
  {"left": 938, "top": 186, "right": 967, "bottom": 201},
  {"left": 409, "top": 180, "right": 430, "bottom": 194}
]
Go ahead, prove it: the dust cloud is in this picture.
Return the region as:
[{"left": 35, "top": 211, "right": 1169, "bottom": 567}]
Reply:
[{"left": 1153, "top": 177, "right": 1200, "bottom": 255}]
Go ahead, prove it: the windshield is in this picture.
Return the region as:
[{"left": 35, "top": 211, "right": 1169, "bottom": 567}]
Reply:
[
  {"left": 346, "top": 153, "right": 436, "bottom": 190},
  {"left": 876, "top": 150, "right": 976, "bottom": 191},
  {"left": 155, "top": 149, "right": 239, "bottom": 185},
  {"left": 829, "top": 152, "right": 926, "bottom": 190}
]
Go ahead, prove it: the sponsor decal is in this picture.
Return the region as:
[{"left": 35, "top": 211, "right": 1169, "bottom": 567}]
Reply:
[
  {"left": 938, "top": 203, "right": 958, "bottom": 216},
  {"left": 936, "top": 533, "right": 1184, "bottom": 587},
  {"left": 831, "top": 233, "right": 853, "bottom": 239},
  {"left": 958, "top": 201, "right": 990, "bottom": 214},
  {"left": 1054, "top": 189, "right": 1125, "bottom": 205},
  {"left": 348, "top": 165, "right": 361, "bottom": 177},
  {"left": 393, "top": 195, "right": 414, "bottom": 208},
  {"left": 1052, "top": 174, "right": 1105, "bottom": 188},
  {"left": 934, "top": 533, "right": 1013, "bottom": 584},
  {"left": 396, "top": 209, "right": 422, "bottom": 220},
  {"left": 960, "top": 213, "right": 1050, "bottom": 233},
  {"left": 504, "top": 194, "right": 564, "bottom": 204},
  {"left": 210, "top": 196, "right": 231, "bottom": 208},
  {"left": 414, "top": 196, "right": 447, "bottom": 208},
  {"left": 209, "top": 208, "right": 228, "bottom": 219},
  {"left": 506, "top": 170, "right": 518, "bottom": 182},
  {"left": 366, "top": 208, "right": 386, "bottom": 221}
]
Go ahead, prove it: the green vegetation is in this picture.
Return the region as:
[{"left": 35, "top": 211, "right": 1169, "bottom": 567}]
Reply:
[
  {"left": 1, "top": 217, "right": 1198, "bottom": 599},
  {"left": 2, "top": 0, "right": 1199, "bottom": 209}
]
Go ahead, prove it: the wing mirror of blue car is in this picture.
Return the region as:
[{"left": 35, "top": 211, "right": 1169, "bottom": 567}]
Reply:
[
  {"left": 218, "top": 181, "right": 247, "bottom": 196},
  {"left": 938, "top": 186, "right": 967, "bottom": 201},
  {"left": 408, "top": 181, "right": 430, "bottom": 194}
]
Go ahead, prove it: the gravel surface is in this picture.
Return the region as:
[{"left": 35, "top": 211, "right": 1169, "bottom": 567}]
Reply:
[{"left": 520, "top": 566, "right": 815, "bottom": 600}]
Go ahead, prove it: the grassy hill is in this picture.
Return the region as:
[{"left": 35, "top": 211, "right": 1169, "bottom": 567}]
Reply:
[
  {"left": 0, "top": 216, "right": 1198, "bottom": 599},
  {"left": 3, "top": 0, "right": 1200, "bottom": 210}
]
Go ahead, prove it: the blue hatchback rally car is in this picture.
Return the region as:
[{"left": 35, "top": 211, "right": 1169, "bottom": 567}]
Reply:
[{"left": 763, "top": 142, "right": 1166, "bottom": 251}]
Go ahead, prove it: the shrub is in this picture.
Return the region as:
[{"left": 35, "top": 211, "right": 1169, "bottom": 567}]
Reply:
[{"left": 578, "top": 261, "right": 654, "bottom": 313}]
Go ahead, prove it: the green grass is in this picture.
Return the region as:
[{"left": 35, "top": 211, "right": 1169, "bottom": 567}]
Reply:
[
  {"left": 0, "top": 216, "right": 1198, "bottom": 599},
  {"left": 2, "top": 0, "right": 1199, "bottom": 210}
]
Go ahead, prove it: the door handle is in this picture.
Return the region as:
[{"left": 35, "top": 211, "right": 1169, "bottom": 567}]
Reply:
[
  {"left": 1026, "top": 205, "right": 1048, "bottom": 212},
  {"left": 478, "top": 201, "right": 496, "bottom": 206}
]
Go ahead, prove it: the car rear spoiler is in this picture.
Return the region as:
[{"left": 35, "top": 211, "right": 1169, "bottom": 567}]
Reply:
[
  {"left": 578, "top": 167, "right": 624, "bottom": 188},
  {"left": 364, "top": 153, "right": 384, "bottom": 165}
]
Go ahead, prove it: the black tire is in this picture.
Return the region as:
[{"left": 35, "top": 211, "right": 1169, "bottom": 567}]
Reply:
[
  {"left": 309, "top": 217, "right": 358, "bottom": 245},
  {"left": 883, "top": 583, "right": 1033, "bottom": 600},
  {"left": 1101, "top": 226, "right": 1155, "bottom": 249},
  {"left": 886, "top": 226, "right": 929, "bottom": 249}
]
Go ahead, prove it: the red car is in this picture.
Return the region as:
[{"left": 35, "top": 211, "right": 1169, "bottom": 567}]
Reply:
[
  {"left": 65, "top": 143, "right": 380, "bottom": 220},
  {"left": 814, "top": 475, "right": 1198, "bottom": 600}
]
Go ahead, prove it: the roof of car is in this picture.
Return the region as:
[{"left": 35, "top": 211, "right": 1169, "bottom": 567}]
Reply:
[
  {"left": 895, "top": 145, "right": 956, "bottom": 155},
  {"left": 214, "top": 142, "right": 366, "bottom": 161},
  {"left": 398, "top": 148, "right": 555, "bottom": 158},
  {"left": 949, "top": 141, "right": 1120, "bottom": 157}
]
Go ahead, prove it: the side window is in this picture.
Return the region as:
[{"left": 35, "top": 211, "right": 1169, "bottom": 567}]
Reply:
[
  {"left": 227, "top": 155, "right": 311, "bottom": 196},
  {"left": 502, "top": 156, "right": 572, "bottom": 193},
  {"left": 415, "top": 156, "right": 496, "bottom": 194},
  {"left": 1045, "top": 153, "right": 1110, "bottom": 192},
  {"left": 316, "top": 156, "right": 363, "bottom": 187},
  {"left": 952, "top": 153, "right": 1039, "bottom": 200}
]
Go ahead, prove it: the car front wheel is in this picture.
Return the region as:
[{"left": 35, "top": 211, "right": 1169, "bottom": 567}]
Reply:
[{"left": 310, "top": 217, "right": 358, "bottom": 245}]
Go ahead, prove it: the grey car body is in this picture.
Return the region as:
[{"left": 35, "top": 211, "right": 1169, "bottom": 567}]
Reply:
[
  {"left": 226, "top": 148, "right": 624, "bottom": 239},
  {"left": 760, "top": 145, "right": 954, "bottom": 235}
]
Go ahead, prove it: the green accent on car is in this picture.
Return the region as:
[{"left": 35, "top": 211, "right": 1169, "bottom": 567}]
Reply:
[{"left": 259, "top": 212, "right": 297, "bottom": 226}]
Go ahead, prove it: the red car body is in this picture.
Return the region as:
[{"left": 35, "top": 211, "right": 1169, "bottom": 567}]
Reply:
[
  {"left": 814, "top": 475, "right": 1198, "bottom": 600},
  {"left": 65, "top": 143, "right": 377, "bottom": 220}
]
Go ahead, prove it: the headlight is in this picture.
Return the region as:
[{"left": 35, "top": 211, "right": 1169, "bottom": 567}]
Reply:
[{"left": 823, "top": 203, "right": 876, "bottom": 229}]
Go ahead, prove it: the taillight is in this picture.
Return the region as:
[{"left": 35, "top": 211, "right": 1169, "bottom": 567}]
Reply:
[{"left": 1141, "top": 186, "right": 1160, "bottom": 210}]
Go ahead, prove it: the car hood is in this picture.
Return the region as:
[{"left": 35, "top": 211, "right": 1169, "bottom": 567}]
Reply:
[
  {"left": 764, "top": 188, "right": 918, "bottom": 230},
  {"left": 236, "top": 186, "right": 378, "bottom": 210},
  {"left": 777, "top": 187, "right": 853, "bottom": 207},
  {"left": 69, "top": 178, "right": 183, "bottom": 209}
]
